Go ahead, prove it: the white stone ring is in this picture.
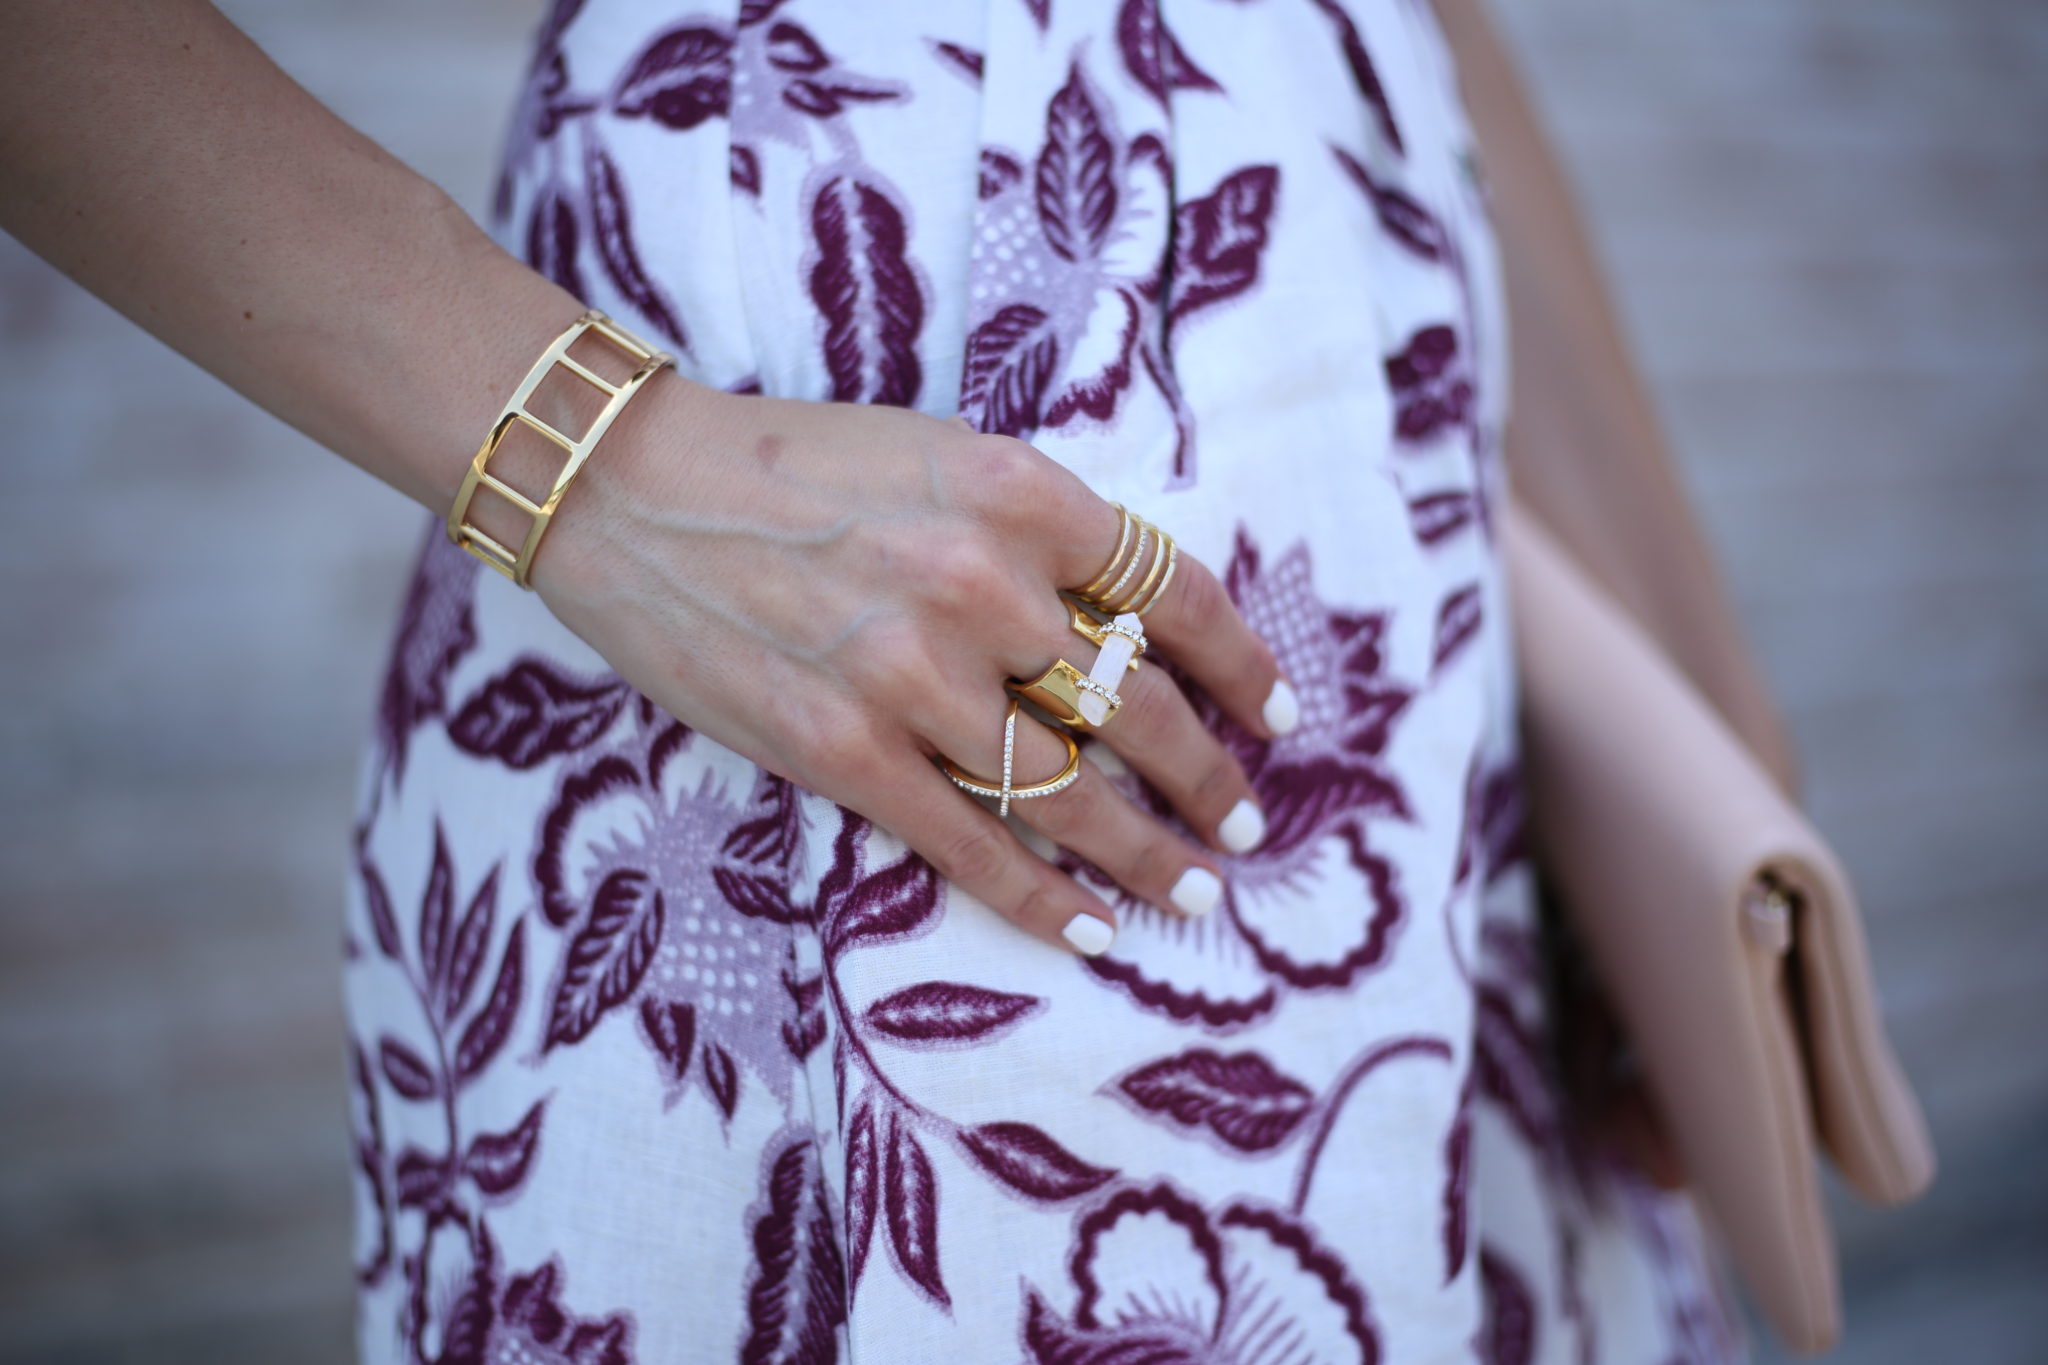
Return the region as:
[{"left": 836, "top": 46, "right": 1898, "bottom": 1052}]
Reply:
[{"left": 1009, "top": 605, "right": 1147, "bottom": 730}]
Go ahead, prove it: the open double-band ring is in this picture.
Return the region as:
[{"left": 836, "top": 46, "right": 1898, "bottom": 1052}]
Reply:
[{"left": 940, "top": 700, "right": 1082, "bottom": 819}]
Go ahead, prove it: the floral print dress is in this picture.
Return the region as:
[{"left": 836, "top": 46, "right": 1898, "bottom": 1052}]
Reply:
[{"left": 344, "top": 1, "right": 1753, "bottom": 1361}]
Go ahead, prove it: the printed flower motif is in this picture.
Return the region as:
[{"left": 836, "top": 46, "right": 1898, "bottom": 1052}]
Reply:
[
  {"left": 533, "top": 717, "right": 819, "bottom": 1114},
  {"left": 403, "top": 1214, "right": 637, "bottom": 1365},
  {"left": 1020, "top": 1183, "right": 1377, "bottom": 1364},
  {"left": 1077, "top": 529, "right": 1421, "bottom": 1026}
]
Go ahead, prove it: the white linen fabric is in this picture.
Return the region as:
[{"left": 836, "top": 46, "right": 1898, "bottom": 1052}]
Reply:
[{"left": 343, "top": 1, "right": 1752, "bottom": 1360}]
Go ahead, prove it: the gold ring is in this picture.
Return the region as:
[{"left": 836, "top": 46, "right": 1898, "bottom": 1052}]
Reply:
[
  {"left": 1072, "top": 504, "right": 1136, "bottom": 601},
  {"left": 1068, "top": 601, "right": 1146, "bottom": 663},
  {"left": 1072, "top": 507, "right": 1180, "bottom": 617},
  {"left": 941, "top": 700, "right": 1082, "bottom": 815},
  {"left": 1008, "top": 657, "right": 1123, "bottom": 729}
]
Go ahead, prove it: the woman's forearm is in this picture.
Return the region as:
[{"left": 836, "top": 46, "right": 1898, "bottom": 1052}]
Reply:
[
  {"left": 0, "top": 0, "right": 706, "bottom": 515},
  {"left": 1428, "top": 0, "right": 1803, "bottom": 797}
]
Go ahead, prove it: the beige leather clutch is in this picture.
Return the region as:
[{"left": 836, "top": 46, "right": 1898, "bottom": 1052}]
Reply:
[{"left": 1501, "top": 492, "right": 1937, "bottom": 1355}]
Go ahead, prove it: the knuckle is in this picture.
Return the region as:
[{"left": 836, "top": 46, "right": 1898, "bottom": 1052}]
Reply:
[
  {"left": 1030, "top": 768, "right": 1104, "bottom": 837},
  {"left": 919, "top": 529, "right": 1007, "bottom": 612},
  {"left": 1006, "top": 878, "right": 1068, "bottom": 934},
  {"left": 962, "top": 435, "right": 1071, "bottom": 527},
  {"left": 1130, "top": 832, "right": 1190, "bottom": 899},
  {"left": 1173, "top": 561, "right": 1230, "bottom": 634},
  {"left": 930, "top": 819, "right": 1011, "bottom": 889},
  {"left": 845, "top": 615, "right": 941, "bottom": 694},
  {"left": 1116, "top": 670, "right": 1176, "bottom": 746},
  {"left": 795, "top": 707, "right": 890, "bottom": 786},
  {"left": 1189, "top": 749, "right": 1247, "bottom": 812}
]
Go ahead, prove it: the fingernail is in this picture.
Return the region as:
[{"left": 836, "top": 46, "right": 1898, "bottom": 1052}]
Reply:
[
  {"left": 1263, "top": 678, "right": 1300, "bottom": 736},
  {"left": 1062, "top": 913, "right": 1116, "bottom": 956},
  {"left": 1168, "top": 866, "right": 1222, "bottom": 918},
  {"left": 1218, "top": 799, "right": 1266, "bottom": 854}
]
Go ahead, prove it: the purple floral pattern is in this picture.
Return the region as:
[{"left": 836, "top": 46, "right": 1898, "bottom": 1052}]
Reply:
[{"left": 343, "top": 1, "right": 1750, "bottom": 1361}]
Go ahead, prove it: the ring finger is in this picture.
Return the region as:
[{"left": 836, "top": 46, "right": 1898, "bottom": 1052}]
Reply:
[{"left": 933, "top": 700, "right": 1225, "bottom": 923}]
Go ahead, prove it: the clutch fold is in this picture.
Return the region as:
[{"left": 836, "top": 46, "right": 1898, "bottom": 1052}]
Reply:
[{"left": 1502, "top": 492, "right": 1936, "bottom": 1356}]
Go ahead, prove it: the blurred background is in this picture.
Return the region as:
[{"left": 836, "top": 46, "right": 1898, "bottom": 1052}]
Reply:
[{"left": 2, "top": 0, "right": 2043, "bottom": 1359}]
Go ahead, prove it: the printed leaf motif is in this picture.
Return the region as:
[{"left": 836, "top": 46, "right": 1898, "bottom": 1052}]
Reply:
[
  {"left": 440, "top": 864, "right": 500, "bottom": 1021},
  {"left": 716, "top": 775, "right": 803, "bottom": 922},
  {"left": 544, "top": 869, "right": 664, "bottom": 1050},
  {"left": 1118, "top": 1047, "right": 1315, "bottom": 1151},
  {"left": 418, "top": 821, "right": 456, "bottom": 999},
  {"left": 1021, "top": 0, "right": 1051, "bottom": 31},
  {"left": 781, "top": 971, "right": 826, "bottom": 1060},
  {"left": 358, "top": 846, "right": 403, "bottom": 962},
  {"left": 1442, "top": 1077, "right": 1474, "bottom": 1283},
  {"left": 613, "top": 25, "right": 733, "bottom": 130},
  {"left": 705, "top": 1043, "right": 741, "bottom": 1118},
  {"left": 781, "top": 77, "right": 901, "bottom": 119},
  {"left": 978, "top": 148, "right": 1023, "bottom": 201},
  {"left": 536, "top": 755, "right": 640, "bottom": 927},
  {"left": 448, "top": 662, "right": 628, "bottom": 770},
  {"left": 731, "top": 143, "right": 761, "bottom": 196},
  {"left": 1407, "top": 489, "right": 1477, "bottom": 545},
  {"left": 525, "top": 186, "right": 589, "bottom": 301},
  {"left": 844, "top": 1102, "right": 880, "bottom": 1295},
  {"left": 454, "top": 920, "right": 525, "bottom": 1083},
  {"left": 959, "top": 303, "right": 1059, "bottom": 437},
  {"left": 1480, "top": 1245, "right": 1538, "bottom": 1365},
  {"left": 1258, "top": 756, "right": 1411, "bottom": 855},
  {"left": 740, "top": 1137, "right": 847, "bottom": 1364},
  {"left": 823, "top": 825, "right": 941, "bottom": 951},
  {"left": 464, "top": 1099, "right": 545, "bottom": 1196},
  {"left": 394, "top": 1147, "right": 450, "bottom": 1209},
  {"left": 883, "top": 1116, "right": 949, "bottom": 1305},
  {"left": 1332, "top": 144, "right": 1442, "bottom": 260},
  {"left": 1385, "top": 324, "right": 1471, "bottom": 442},
  {"left": 933, "top": 41, "right": 984, "bottom": 83},
  {"left": 1171, "top": 165, "right": 1278, "bottom": 323},
  {"left": 1310, "top": 0, "right": 1404, "bottom": 155},
  {"left": 807, "top": 175, "right": 924, "bottom": 407},
  {"left": 379, "top": 1037, "right": 439, "bottom": 1102},
  {"left": 1433, "top": 583, "right": 1483, "bottom": 674},
  {"left": 1035, "top": 63, "right": 1118, "bottom": 263},
  {"left": 958, "top": 1121, "right": 1115, "bottom": 1202},
  {"left": 764, "top": 20, "right": 828, "bottom": 72},
  {"left": 1116, "top": 0, "right": 1220, "bottom": 105},
  {"left": 585, "top": 139, "right": 688, "bottom": 347},
  {"left": 863, "top": 981, "right": 1042, "bottom": 1045},
  {"left": 640, "top": 996, "right": 696, "bottom": 1081}
]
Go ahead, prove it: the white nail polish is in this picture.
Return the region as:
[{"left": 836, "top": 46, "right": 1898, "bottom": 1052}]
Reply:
[
  {"left": 1263, "top": 679, "right": 1301, "bottom": 736},
  {"left": 1218, "top": 799, "right": 1267, "bottom": 855},
  {"left": 1062, "top": 913, "right": 1116, "bottom": 956},
  {"left": 1168, "top": 866, "right": 1222, "bottom": 918}
]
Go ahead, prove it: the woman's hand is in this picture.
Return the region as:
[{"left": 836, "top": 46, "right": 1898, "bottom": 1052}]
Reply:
[{"left": 525, "top": 375, "right": 1297, "bottom": 956}]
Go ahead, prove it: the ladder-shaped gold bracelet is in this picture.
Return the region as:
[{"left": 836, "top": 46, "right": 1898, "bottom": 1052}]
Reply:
[{"left": 445, "top": 308, "right": 675, "bottom": 588}]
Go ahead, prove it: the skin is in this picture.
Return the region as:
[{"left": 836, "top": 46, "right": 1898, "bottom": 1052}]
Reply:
[{"left": 0, "top": 0, "right": 1288, "bottom": 959}]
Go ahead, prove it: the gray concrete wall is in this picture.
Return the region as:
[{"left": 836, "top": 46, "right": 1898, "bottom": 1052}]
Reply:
[{"left": 1, "top": 0, "right": 2041, "bottom": 1358}]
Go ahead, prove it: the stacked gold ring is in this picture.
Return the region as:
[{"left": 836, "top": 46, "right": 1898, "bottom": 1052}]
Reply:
[{"left": 1070, "top": 503, "right": 1179, "bottom": 617}]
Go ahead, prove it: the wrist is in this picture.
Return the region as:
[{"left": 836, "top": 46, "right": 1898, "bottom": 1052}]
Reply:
[{"left": 522, "top": 363, "right": 737, "bottom": 604}]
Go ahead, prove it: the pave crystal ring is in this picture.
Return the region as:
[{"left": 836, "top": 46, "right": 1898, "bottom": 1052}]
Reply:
[{"left": 941, "top": 700, "right": 1082, "bottom": 817}]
